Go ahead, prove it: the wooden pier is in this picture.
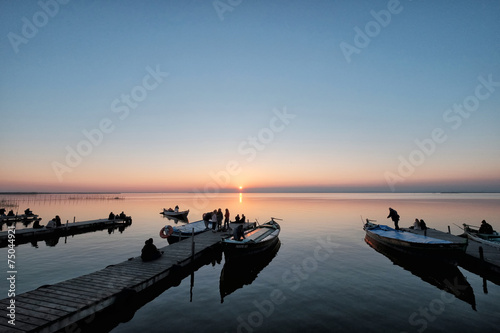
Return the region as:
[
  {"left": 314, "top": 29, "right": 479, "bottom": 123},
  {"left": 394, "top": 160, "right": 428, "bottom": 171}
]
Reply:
[
  {"left": 0, "top": 223, "right": 252, "bottom": 333},
  {"left": 403, "top": 227, "right": 500, "bottom": 284},
  {"left": 0, "top": 218, "right": 132, "bottom": 248}
]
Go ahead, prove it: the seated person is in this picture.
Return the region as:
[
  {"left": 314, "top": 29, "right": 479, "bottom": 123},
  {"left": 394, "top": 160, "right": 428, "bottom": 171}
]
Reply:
[
  {"left": 46, "top": 219, "right": 56, "bottom": 228},
  {"left": 479, "top": 220, "right": 494, "bottom": 234},
  {"left": 241, "top": 214, "right": 246, "bottom": 223},
  {"left": 141, "top": 238, "right": 162, "bottom": 261},
  {"left": 234, "top": 214, "right": 240, "bottom": 223},
  {"left": 119, "top": 211, "right": 126, "bottom": 219},
  {"left": 33, "top": 220, "right": 44, "bottom": 229},
  {"left": 413, "top": 218, "right": 420, "bottom": 230},
  {"left": 108, "top": 212, "right": 115, "bottom": 220},
  {"left": 233, "top": 224, "right": 246, "bottom": 241},
  {"left": 24, "top": 208, "right": 33, "bottom": 215},
  {"left": 174, "top": 205, "right": 179, "bottom": 212},
  {"left": 7, "top": 210, "right": 15, "bottom": 216}
]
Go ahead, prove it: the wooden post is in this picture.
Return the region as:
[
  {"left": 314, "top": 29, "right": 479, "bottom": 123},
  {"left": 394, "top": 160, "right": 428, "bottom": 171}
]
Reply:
[
  {"left": 447, "top": 225, "right": 451, "bottom": 234},
  {"left": 191, "top": 228, "right": 195, "bottom": 261},
  {"left": 73, "top": 216, "right": 76, "bottom": 223}
]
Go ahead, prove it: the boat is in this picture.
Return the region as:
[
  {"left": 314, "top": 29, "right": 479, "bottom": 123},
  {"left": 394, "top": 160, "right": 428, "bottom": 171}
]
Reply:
[
  {"left": 363, "top": 220, "right": 467, "bottom": 260},
  {"left": 462, "top": 223, "right": 500, "bottom": 249},
  {"left": 221, "top": 218, "right": 281, "bottom": 260},
  {"left": 0, "top": 212, "right": 41, "bottom": 224},
  {"left": 161, "top": 208, "right": 189, "bottom": 220},
  {"left": 159, "top": 220, "right": 208, "bottom": 244}
]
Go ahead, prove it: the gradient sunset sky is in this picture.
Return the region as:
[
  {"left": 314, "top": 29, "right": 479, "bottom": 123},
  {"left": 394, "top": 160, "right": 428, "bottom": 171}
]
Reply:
[{"left": 1, "top": 0, "right": 499, "bottom": 193}]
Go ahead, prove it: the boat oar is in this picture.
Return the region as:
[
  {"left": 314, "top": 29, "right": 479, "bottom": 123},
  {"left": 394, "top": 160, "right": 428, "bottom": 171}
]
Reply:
[{"left": 453, "top": 223, "right": 465, "bottom": 231}]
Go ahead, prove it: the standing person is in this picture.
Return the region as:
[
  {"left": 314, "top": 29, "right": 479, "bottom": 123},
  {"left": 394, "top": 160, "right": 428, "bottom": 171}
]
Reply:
[
  {"left": 203, "top": 212, "right": 212, "bottom": 230},
  {"left": 224, "top": 208, "right": 230, "bottom": 231},
  {"left": 211, "top": 210, "right": 218, "bottom": 231},
  {"left": 387, "top": 207, "right": 400, "bottom": 231},
  {"left": 241, "top": 214, "right": 246, "bottom": 223},
  {"left": 216, "top": 208, "right": 223, "bottom": 231}
]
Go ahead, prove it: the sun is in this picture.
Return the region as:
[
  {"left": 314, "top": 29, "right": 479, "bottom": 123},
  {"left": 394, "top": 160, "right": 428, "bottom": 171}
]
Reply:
[{"left": 239, "top": 186, "right": 243, "bottom": 190}]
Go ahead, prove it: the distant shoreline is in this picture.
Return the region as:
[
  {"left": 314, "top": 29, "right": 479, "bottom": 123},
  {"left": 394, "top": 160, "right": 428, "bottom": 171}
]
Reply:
[{"left": 1, "top": 191, "right": 499, "bottom": 195}]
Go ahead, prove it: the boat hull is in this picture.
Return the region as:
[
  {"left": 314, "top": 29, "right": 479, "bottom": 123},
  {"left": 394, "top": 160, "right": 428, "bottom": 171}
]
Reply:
[
  {"left": 161, "top": 209, "right": 189, "bottom": 220},
  {"left": 364, "top": 222, "right": 467, "bottom": 261},
  {"left": 464, "top": 231, "right": 500, "bottom": 249},
  {"left": 221, "top": 219, "right": 281, "bottom": 260}
]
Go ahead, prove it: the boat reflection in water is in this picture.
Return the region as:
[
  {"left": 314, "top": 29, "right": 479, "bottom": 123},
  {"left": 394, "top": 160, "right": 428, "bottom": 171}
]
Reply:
[
  {"left": 365, "top": 237, "right": 476, "bottom": 310},
  {"left": 219, "top": 240, "right": 281, "bottom": 303}
]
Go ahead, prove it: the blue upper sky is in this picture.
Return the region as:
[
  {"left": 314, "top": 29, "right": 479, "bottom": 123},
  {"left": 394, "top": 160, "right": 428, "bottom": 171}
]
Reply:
[{"left": 1, "top": 0, "right": 499, "bottom": 193}]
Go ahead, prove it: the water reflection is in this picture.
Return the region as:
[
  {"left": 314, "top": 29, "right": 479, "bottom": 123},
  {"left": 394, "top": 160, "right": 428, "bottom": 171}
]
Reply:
[
  {"left": 365, "top": 237, "right": 476, "bottom": 310},
  {"left": 219, "top": 240, "right": 281, "bottom": 303},
  {"left": 161, "top": 214, "right": 189, "bottom": 224}
]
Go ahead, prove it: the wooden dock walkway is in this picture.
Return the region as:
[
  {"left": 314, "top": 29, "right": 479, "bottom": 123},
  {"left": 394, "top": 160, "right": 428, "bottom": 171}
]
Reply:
[
  {"left": 0, "top": 223, "right": 251, "bottom": 333},
  {"left": 403, "top": 227, "right": 500, "bottom": 283},
  {"left": 0, "top": 218, "right": 132, "bottom": 248}
]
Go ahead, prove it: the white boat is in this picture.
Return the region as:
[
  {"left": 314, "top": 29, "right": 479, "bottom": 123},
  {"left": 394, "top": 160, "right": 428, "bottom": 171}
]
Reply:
[
  {"left": 462, "top": 223, "right": 500, "bottom": 249},
  {"left": 161, "top": 208, "right": 189, "bottom": 220},
  {"left": 364, "top": 220, "right": 467, "bottom": 260},
  {"left": 221, "top": 218, "right": 281, "bottom": 260}
]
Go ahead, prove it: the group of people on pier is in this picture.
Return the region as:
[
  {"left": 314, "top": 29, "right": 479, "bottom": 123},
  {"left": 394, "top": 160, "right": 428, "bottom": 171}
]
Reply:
[
  {"left": 202, "top": 208, "right": 246, "bottom": 232},
  {"left": 108, "top": 211, "right": 127, "bottom": 220}
]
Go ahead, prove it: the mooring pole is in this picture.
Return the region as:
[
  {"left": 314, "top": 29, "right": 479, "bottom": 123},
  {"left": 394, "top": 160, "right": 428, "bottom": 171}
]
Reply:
[
  {"left": 447, "top": 225, "right": 451, "bottom": 234},
  {"left": 191, "top": 228, "right": 195, "bottom": 261}
]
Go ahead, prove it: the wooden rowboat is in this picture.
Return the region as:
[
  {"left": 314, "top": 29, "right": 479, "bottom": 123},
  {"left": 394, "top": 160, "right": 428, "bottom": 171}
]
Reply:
[
  {"left": 363, "top": 220, "right": 467, "bottom": 261},
  {"left": 159, "top": 219, "right": 207, "bottom": 244},
  {"left": 462, "top": 223, "right": 500, "bottom": 249},
  {"left": 221, "top": 218, "right": 281, "bottom": 260},
  {"left": 161, "top": 209, "right": 189, "bottom": 220}
]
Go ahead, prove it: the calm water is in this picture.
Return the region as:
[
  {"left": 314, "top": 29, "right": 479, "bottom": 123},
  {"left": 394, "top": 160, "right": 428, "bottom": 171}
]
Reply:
[{"left": 1, "top": 193, "right": 500, "bottom": 332}]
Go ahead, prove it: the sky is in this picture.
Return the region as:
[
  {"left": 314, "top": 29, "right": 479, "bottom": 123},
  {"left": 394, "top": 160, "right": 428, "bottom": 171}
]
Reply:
[{"left": 1, "top": 0, "right": 499, "bottom": 193}]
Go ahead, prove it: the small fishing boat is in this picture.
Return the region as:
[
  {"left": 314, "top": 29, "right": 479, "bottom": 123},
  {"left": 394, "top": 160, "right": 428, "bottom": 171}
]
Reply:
[
  {"left": 221, "top": 218, "right": 281, "bottom": 260},
  {"left": 161, "top": 208, "right": 189, "bottom": 220},
  {"left": 462, "top": 223, "right": 500, "bottom": 249},
  {"left": 159, "top": 220, "right": 207, "bottom": 244},
  {"left": 0, "top": 212, "right": 41, "bottom": 223},
  {"left": 363, "top": 220, "right": 467, "bottom": 260}
]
